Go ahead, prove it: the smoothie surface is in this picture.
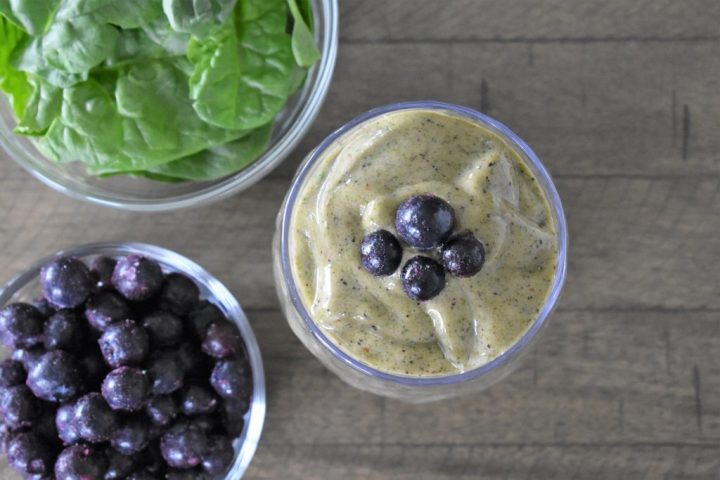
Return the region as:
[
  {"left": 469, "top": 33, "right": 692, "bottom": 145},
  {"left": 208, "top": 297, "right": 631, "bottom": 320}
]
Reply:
[{"left": 289, "top": 108, "right": 559, "bottom": 376}]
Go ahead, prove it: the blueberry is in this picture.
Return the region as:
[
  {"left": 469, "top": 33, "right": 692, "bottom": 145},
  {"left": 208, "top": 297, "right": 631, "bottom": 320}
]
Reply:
[
  {"left": 360, "top": 230, "right": 403, "bottom": 276},
  {"left": 145, "top": 395, "right": 178, "bottom": 427},
  {"left": 160, "top": 420, "right": 208, "bottom": 469},
  {"left": 74, "top": 393, "right": 118, "bottom": 443},
  {"left": 221, "top": 399, "right": 247, "bottom": 437},
  {"left": 0, "top": 359, "right": 26, "bottom": 387},
  {"left": 188, "top": 302, "right": 225, "bottom": 339},
  {"left": 7, "top": 431, "right": 54, "bottom": 475},
  {"left": 201, "top": 322, "right": 241, "bottom": 359},
  {"left": 54, "top": 444, "right": 108, "bottom": 480},
  {"left": 395, "top": 194, "right": 456, "bottom": 250},
  {"left": 181, "top": 385, "right": 219, "bottom": 416},
  {"left": 40, "top": 257, "right": 93, "bottom": 309},
  {"left": 112, "top": 255, "right": 163, "bottom": 301},
  {"left": 210, "top": 359, "right": 252, "bottom": 401},
  {"left": 105, "top": 448, "right": 141, "bottom": 480},
  {"left": 44, "top": 310, "right": 88, "bottom": 351},
  {"left": 145, "top": 352, "right": 184, "bottom": 395},
  {"left": 89, "top": 256, "right": 117, "bottom": 291},
  {"left": 0, "top": 303, "right": 45, "bottom": 349},
  {"left": 11, "top": 347, "right": 46, "bottom": 373},
  {"left": 78, "top": 351, "right": 110, "bottom": 391},
  {"left": 201, "top": 434, "right": 234, "bottom": 475},
  {"left": 56, "top": 403, "right": 81, "bottom": 445},
  {"left": 142, "top": 310, "right": 183, "bottom": 347},
  {"left": 27, "top": 351, "right": 84, "bottom": 403},
  {"left": 111, "top": 417, "right": 149, "bottom": 455},
  {"left": 99, "top": 320, "right": 150, "bottom": 368},
  {"left": 0, "top": 385, "right": 41, "bottom": 429},
  {"left": 441, "top": 232, "right": 486, "bottom": 277},
  {"left": 31, "top": 297, "right": 55, "bottom": 318},
  {"left": 158, "top": 273, "right": 200, "bottom": 316},
  {"left": 85, "top": 292, "right": 132, "bottom": 332},
  {"left": 101, "top": 367, "right": 149, "bottom": 411},
  {"left": 175, "top": 342, "right": 211, "bottom": 382},
  {"left": 400, "top": 256, "right": 446, "bottom": 301}
]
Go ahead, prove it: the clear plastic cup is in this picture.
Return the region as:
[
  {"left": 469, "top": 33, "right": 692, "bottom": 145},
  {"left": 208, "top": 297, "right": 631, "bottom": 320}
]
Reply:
[
  {"left": 0, "top": 242, "right": 265, "bottom": 478},
  {"left": 273, "top": 101, "right": 568, "bottom": 403}
]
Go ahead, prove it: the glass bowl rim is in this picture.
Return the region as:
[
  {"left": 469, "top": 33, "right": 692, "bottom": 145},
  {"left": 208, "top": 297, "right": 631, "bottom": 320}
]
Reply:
[
  {"left": 0, "top": 0, "right": 339, "bottom": 212},
  {"left": 0, "top": 241, "right": 266, "bottom": 478},
  {"left": 279, "top": 100, "right": 569, "bottom": 387}
]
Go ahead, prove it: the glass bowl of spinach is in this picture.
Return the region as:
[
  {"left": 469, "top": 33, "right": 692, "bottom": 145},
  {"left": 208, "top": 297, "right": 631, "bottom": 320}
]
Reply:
[{"left": 0, "top": 0, "right": 338, "bottom": 211}]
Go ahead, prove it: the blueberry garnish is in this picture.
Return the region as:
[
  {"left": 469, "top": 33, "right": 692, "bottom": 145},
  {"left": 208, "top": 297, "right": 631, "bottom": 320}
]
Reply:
[
  {"left": 56, "top": 403, "right": 81, "bottom": 445},
  {"left": 112, "top": 255, "right": 163, "bottom": 301},
  {"left": 180, "top": 384, "right": 219, "bottom": 416},
  {"left": 400, "top": 256, "right": 446, "bottom": 301},
  {"left": 145, "top": 395, "right": 179, "bottom": 427},
  {"left": 7, "top": 431, "right": 54, "bottom": 475},
  {"left": 111, "top": 417, "right": 150, "bottom": 455},
  {"left": 360, "top": 230, "right": 403, "bottom": 276},
  {"left": 98, "top": 320, "right": 149, "bottom": 368},
  {"left": 54, "top": 444, "right": 108, "bottom": 480},
  {"left": 44, "top": 310, "right": 88, "bottom": 351},
  {"left": 441, "top": 232, "right": 486, "bottom": 277},
  {"left": 40, "top": 257, "right": 93, "bottom": 309},
  {"left": 89, "top": 256, "right": 116, "bottom": 291},
  {"left": 158, "top": 272, "right": 201, "bottom": 315},
  {"left": 395, "top": 194, "right": 455, "bottom": 251},
  {"left": 201, "top": 434, "right": 235, "bottom": 475},
  {"left": 0, "top": 385, "right": 41, "bottom": 429},
  {"left": 27, "top": 351, "right": 84, "bottom": 403},
  {"left": 0, "top": 303, "right": 45, "bottom": 349},
  {"left": 202, "top": 321, "right": 241, "bottom": 359},
  {"left": 85, "top": 292, "right": 131, "bottom": 332},
  {"left": 145, "top": 352, "right": 184, "bottom": 395},
  {"left": 0, "top": 359, "right": 26, "bottom": 388},
  {"left": 160, "top": 420, "right": 208, "bottom": 469},
  {"left": 101, "top": 367, "right": 149, "bottom": 411},
  {"left": 210, "top": 359, "right": 252, "bottom": 401},
  {"left": 73, "top": 393, "right": 119, "bottom": 443},
  {"left": 142, "top": 310, "right": 184, "bottom": 347}
]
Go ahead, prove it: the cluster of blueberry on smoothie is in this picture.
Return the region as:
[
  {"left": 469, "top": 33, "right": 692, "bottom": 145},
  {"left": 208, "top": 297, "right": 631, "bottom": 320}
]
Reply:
[
  {"left": 0, "top": 254, "right": 252, "bottom": 479},
  {"left": 360, "top": 194, "right": 486, "bottom": 301}
]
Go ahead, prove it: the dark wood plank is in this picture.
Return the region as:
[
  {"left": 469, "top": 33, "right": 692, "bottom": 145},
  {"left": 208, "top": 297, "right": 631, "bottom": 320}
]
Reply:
[{"left": 340, "top": 1, "right": 720, "bottom": 42}]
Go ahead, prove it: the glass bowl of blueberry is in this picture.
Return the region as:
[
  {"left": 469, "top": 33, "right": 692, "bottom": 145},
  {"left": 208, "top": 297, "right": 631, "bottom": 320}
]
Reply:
[{"left": 0, "top": 243, "right": 265, "bottom": 479}]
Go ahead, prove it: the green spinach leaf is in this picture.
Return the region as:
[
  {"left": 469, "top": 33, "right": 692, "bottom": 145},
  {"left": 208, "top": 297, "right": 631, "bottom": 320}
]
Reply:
[
  {"left": 15, "top": 76, "right": 61, "bottom": 135},
  {"left": 0, "top": 16, "right": 31, "bottom": 116},
  {"left": 0, "top": 0, "right": 61, "bottom": 35},
  {"left": 162, "top": 0, "right": 237, "bottom": 39},
  {"left": 287, "top": 0, "right": 319, "bottom": 67}
]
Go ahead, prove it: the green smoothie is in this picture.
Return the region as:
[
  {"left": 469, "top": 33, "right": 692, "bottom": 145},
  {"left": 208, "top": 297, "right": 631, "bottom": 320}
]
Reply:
[{"left": 289, "top": 108, "right": 558, "bottom": 376}]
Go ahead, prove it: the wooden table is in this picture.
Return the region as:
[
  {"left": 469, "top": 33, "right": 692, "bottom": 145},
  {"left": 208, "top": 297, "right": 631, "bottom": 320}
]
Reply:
[{"left": 1, "top": 1, "right": 719, "bottom": 478}]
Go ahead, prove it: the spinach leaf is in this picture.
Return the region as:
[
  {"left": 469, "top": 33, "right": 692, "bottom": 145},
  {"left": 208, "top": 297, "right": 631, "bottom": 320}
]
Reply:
[
  {"left": 11, "top": 36, "right": 86, "bottom": 87},
  {"left": 15, "top": 76, "right": 61, "bottom": 135},
  {"left": 188, "top": 0, "right": 296, "bottom": 130},
  {"left": 56, "top": 0, "right": 163, "bottom": 29},
  {"left": 162, "top": 0, "right": 237, "bottom": 39},
  {"left": 0, "top": 15, "right": 31, "bottom": 117},
  {"left": 149, "top": 122, "right": 272, "bottom": 180},
  {"left": 0, "top": 0, "right": 61, "bottom": 35},
  {"left": 142, "top": 14, "right": 191, "bottom": 56},
  {"left": 42, "top": 16, "right": 119, "bottom": 74},
  {"left": 287, "top": 0, "right": 319, "bottom": 67}
]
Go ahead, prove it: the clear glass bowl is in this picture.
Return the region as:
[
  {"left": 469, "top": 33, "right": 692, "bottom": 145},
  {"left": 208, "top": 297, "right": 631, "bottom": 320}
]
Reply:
[
  {"left": 0, "top": 0, "right": 338, "bottom": 212},
  {"left": 0, "top": 242, "right": 266, "bottom": 479},
  {"left": 273, "top": 101, "right": 568, "bottom": 403}
]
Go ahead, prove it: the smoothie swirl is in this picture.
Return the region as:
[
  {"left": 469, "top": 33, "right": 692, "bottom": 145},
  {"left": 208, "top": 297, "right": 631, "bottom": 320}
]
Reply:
[{"left": 289, "top": 109, "right": 558, "bottom": 376}]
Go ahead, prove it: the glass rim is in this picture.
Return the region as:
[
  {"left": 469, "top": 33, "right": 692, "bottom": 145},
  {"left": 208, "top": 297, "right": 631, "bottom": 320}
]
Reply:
[
  {"left": 0, "top": 242, "right": 266, "bottom": 478},
  {"left": 280, "top": 100, "right": 569, "bottom": 387},
  {"left": 0, "top": 0, "right": 339, "bottom": 212}
]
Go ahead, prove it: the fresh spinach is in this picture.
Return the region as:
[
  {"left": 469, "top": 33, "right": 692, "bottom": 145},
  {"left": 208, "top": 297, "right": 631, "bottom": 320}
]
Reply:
[{"left": 287, "top": 0, "right": 320, "bottom": 67}]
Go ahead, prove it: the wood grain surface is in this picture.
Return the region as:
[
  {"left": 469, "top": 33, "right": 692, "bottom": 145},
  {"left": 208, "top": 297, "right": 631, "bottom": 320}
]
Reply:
[{"left": 1, "top": 1, "right": 719, "bottom": 479}]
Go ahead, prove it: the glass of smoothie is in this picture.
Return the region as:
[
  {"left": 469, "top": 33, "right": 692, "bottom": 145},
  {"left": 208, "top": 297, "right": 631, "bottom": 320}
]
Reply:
[{"left": 273, "top": 101, "right": 567, "bottom": 402}]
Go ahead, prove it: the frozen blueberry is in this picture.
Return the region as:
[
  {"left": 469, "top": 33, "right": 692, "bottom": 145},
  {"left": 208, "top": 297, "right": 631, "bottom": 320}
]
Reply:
[
  {"left": 360, "top": 230, "right": 403, "bottom": 276},
  {"left": 27, "top": 351, "right": 84, "bottom": 403},
  {"left": 400, "top": 256, "right": 446, "bottom": 301},
  {"left": 54, "top": 444, "right": 108, "bottom": 480},
  {"left": 210, "top": 359, "right": 252, "bottom": 401},
  {"left": 201, "top": 322, "right": 241, "bottom": 359},
  {"left": 78, "top": 351, "right": 110, "bottom": 391},
  {"left": 142, "top": 310, "right": 183, "bottom": 347},
  {"left": 105, "top": 448, "right": 141, "bottom": 480},
  {"left": 441, "top": 232, "right": 486, "bottom": 277},
  {"left": 201, "top": 434, "right": 234, "bottom": 475},
  {"left": 31, "top": 297, "right": 54, "bottom": 318},
  {"left": 101, "top": 367, "right": 149, "bottom": 411},
  {"left": 0, "top": 359, "right": 25, "bottom": 387},
  {"left": 44, "top": 310, "right": 88, "bottom": 351},
  {"left": 188, "top": 302, "right": 225, "bottom": 339},
  {"left": 221, "top": 399, "right": 247, "bottom": 437},
  {"left": 111, "top": 417, "right": 149, "bottom": 455},
  {"left": 160, "top": 420, "right": 208, "bottom": 469},
  {"left": 395, "top": 194, "right": 456, "bottom": 250},
  {"left": 0, "top": 303, "right": 45, "bottom": 349},
  {"left": 158, "top": 273, "right": 200, "bottom": 316},
  {"left": 12, "top": 347, "right": 45, "bottom": 373},
  {"left": 145, "top": 395, "right": 179, "bottom": 427},
  {"left": 85, "top": 292, "right": 132, "bottom": 332},
  {"left": 7, "top": 432, "right": 54, "bottom": 475},
  {"left": 99, "top": 320, "right": 150, "bottom": 368},
  {"left": 112, "top": 255, "right": 163, "bottom": 301},
  {"left": 0, "top": 385, "right": 41, "bottom": 429},
  {"left": 40, "top": 257, "right": 93, "bottom": 309},
  {"left": 74, "top": 393, "right": 118, "bottom": 443},
  {"left": 90, "top": 256, "right": 116, "bottom": 291},
  {"left": 145, "top": 352, "right": 184, "bottom": 395},
  {"left": 181, "top": 385, "right": 219, "bottom": 416},
  {"left": 56, "top": 403, "right": 81, "bottom": 445}
]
